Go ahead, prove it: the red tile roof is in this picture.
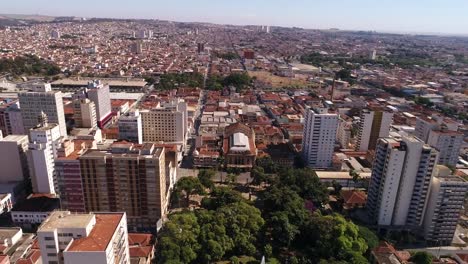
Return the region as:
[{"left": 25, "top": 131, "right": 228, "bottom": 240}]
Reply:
[{"left": 66, "top": 214, "right": 123, "bottom": 252}]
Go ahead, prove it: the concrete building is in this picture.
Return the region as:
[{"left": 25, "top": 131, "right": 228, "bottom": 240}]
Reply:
[
  {"left": 367, "top": 134, "right": 438, "bottom": 227},
  {"left": 355, "top": 108, "right": 393, "bottom": 152},
  {"left": 10, "top": 194, "right": 61, "bottom": 229},
  {"left": 223, "top": 123, "right": 257, "bottom": 169},
  {"left": 73, "top": 98, "right": 97, "bottom": 128},
  {"left": 86, "top": 80, "right": 112, "bottom": 127},
  {"left": 118, "top": 110, "right": 142, "bottom": 144},
  {"left": 302, "top": 105, "right": 339, "bottom": 168},
  {"left": 337, "top": 117, "right": 352, "bottom": 149},
  {"left": 0, "top": 101, "right": 25, "bottom": 136},
  {"left": 37, "top": 211, "right": 130, "bottom": 264},
  {"left": 27, "top": 122, "right": 62, "bottom": 194},
  {"left": 18, "top": 83, "right": 67, "bottom": 137},
  {"left": 427, "top": 129, "right": 463, "bottom": 167},
  {"left": 55, "top": 140, "right": 87, "bottom": 213},
  {"left": 423, "top": 168, "right": 468, "bottom": 245},
  {"left": 0, "top": 135, "right": 29, "bottom": 183},
  {"left": 79, "top": 143, "right": 167, "bottom": 230},
  {"left": 141, "top": 99, "right": 187, "bottom": 146}
]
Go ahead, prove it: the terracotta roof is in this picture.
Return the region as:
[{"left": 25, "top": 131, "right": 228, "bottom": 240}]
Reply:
[
  {"left": 16, "top": 249, "right": 41, "bottom": 264},
  {"left": 129, "top": 246, "right": 153, "bottom": 258},
  {"left": 128, "top": 233, "right": 152, "bottom": 246},
  {"left": 457, "top": 254, "right": 468, "bottom": 262},
  {"left": 66, "top": 213, "right": 123, "bottom": 252},
  {"left": 341, "top": 190, "right": 367, "bottom": 205}
]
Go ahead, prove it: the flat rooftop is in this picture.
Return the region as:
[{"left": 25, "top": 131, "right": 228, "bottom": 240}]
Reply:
[
  {"left": 39, "top": 211, "right": 94, "bottom": 232},
  {"left": 0, "top": 135, "right": 28, "bottom": 142},
  {"left": 66, "top": 213, "right": 123, "bottom": 252}
]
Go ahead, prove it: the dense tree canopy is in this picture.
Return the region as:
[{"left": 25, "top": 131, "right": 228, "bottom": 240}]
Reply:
[
  {"left": 158, "top": 72, "right": 203, "bottom": 90},
  {"left": 157, "top": 201, "right": 264, "bottom": 263},
  {"left": 0, "top": 55, "right": 61, "bottom": 76}
]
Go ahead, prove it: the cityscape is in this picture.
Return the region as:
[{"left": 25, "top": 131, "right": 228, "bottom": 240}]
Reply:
[{"left": 0, "top": 2, "right": 467, "bottom": 264}]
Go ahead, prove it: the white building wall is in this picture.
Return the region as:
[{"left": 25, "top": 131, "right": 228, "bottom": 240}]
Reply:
[
  {"left": 19, "top": 91, "right": 67, "bottom": 137},
  {"left": 302, "top": 108, "right": 339, "bottom": 168},
  {"left": 377, "top": 148, "right": 406, "bottom": 226},
  {"left": 0, "top": 136, "right": 28, "bottom": 183}
]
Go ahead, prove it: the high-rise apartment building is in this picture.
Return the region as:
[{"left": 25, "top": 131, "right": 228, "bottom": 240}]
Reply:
[
  {"left": 141, "top": 99, "right": 187, "bottom": 146},
  {"left": 118, "top": 110, "right": 143, "bottom": 144},
  {"left": 55, "top": 140, "right": 87, "bottom": 212},
  {"left": 18, "top": 83, "right": 67, "bottom": 137},
  {"left": 79, "top": 143, "right": 167, "bottom": 230},
  {"left": 337, "top": 117, "right": 352, "bottom": 149},
  {"left": 0, "top": 135, "right": 29, "bottom": 183},
  {"left": 27, "top": 121, "right": 62, "bottom": 194},
  {"left": 0, "top": 101, "right": 24, "bottom": 136},
  {"left": 37, "top": 211, "right": 130, "bottom": 264},
  {"left": 73, "top": 98, "right": 97, "bottom": 128},
  {"left": 427, "top": 129, "right": 463, "bottom": 167},
  {"left": 414, "top": 115, "right": 459, "bottom": 143},
  {"left": 301, "top": 105, "right": 339, "bottom": 168},
  {"left": 423, "top": 167, "right": 468, "bottom": 246},
  {"left": 86, "top": 80, "right": 111, "bottom": 128},
  {"left": 355, "top": 108, "right": 393, "bottom": 152},
  {"left": 366, "top": 134, "right": 438, "bottom": 227}
]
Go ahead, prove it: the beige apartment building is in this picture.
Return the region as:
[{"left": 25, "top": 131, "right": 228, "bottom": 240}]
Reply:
[{"left": 78, "top": 143, "right": 167, "bottom": 230}]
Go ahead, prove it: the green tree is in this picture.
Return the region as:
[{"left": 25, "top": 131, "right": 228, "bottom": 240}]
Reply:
[
  {"left": 175, "top": 177, "right": 205, "bottom": 206},
  {"left": 198, "top": 169, "right": 216, "bottom": 190},
  {"left": 201, "top": 187, "right": 244, "bottom": 210},
  {"left": 358, "top": 226, "right": 379, "bottom": 250},
  {"left": 157, "top": 212, "right": 201, "bottom": 263},
  {"left": 410, "top": 252, "right": 433, "bottom": 264},
  {"left": 269, "top": 211, "right": 300, "bottom": 247},
  {"left": 298, "top": 214, "right": 368, "bottom": 262}
]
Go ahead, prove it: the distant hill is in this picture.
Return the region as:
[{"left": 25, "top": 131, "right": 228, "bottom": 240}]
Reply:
[{"left": 0, "top": 13, "right": 56, "bottom": 22}]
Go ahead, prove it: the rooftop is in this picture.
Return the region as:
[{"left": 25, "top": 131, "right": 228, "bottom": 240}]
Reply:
[
  {"left": 12, "top": 195, "right": 60, "bottom": 212},
  {"left": 66, "top": 213, "right": 123, "bottom": 252},
  {"left": 39, "top": 211, "right": 94, "bottom": 232}
]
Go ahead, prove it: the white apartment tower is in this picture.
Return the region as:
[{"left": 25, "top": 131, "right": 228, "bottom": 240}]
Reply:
[
  {"left": 118, "top": 110, "right": 143, "bottom": 144},
  {"left": 337, "top": 117, "right": 352, "bottom": 149},
  {"left": 141, "top": 99, "right": 188, "bottom": 146},
  {"left": 423, "top": 172, "right": 468, "bottom": 246},
  {"left": 38, "top": 211, "right": 130, "bottom": 264},
  {"left": 0, "top": 135, "right": 29, "bottom": 183},
  {"left": 73, "top": 98, "right": 97, "bottom": 128},
  {"left": 427, "top": 129, "right": 463, "bottom": 167},
  {"left": 86, "top": 80, "right": 111, "bottom": 127},
  {"left": 355, "top": 108, "right": 393, "bottom": 152},
  {"left": 27, "top": 120, "right": 62, "bottom": 194},
  {"left": 366, "top": 134, "right": 438, "bottom": 227},
  {"left": 302, "top": 105, "right": 339, "bottom": 168},
  {"left": 19, "top": 83, "right": 67, "bottom": 137}
]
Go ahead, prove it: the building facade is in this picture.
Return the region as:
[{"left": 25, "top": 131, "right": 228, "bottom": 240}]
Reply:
[
  {"left": 18, "top": 83, "right": 67, "bottom": 137},
  {"left": 37, "top": 211, "right": 130, "bottom": 264},
  {"left": 73, "top": 98, "right": 97, "bottom": 129},
  {"left": 27, "top": 123, "right": 62, "bottom": 194},
  {"left": 86, "top": 80, "right": 112, "bottom": 127},
  {"left": 0, "top": 135, "right": 29, "bottom": 183},
  {"left": 79, "top": 143, "right": 167, "bottom": 230},
  {"left": 118, "top": 110, "right": 143, "bottom": 144},
  {"left": 427, "top": 129, "right": 463, "bottom": 167},
  {"left": 141, "top": 100, "right": 187, "bottom": 146},
  {"left": 423, "top": 173, "right": 468, "bottom": 246},
  {"left": 223, "top": 123, "right": 257, "bottom": 169},
  {"left": 302, "top": 106, "right": 339, "bottom": 168},
  {"left": 366, "top": 134, "right": 438, "bottom": 227},
  {"left": 355, "top": 108, "right": 393, "bottom": 152}
]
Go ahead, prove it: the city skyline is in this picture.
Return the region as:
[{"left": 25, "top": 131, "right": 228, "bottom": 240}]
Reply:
[{"left": 2, "top": 0, "right": 468, "bottom": 35}]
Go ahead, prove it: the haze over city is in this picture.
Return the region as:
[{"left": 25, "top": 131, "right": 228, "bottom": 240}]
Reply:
[
  {"left": 2, "top": 0, "right": 468, "bottom": 35},
  {"left": 1, "top": 1, "right": 468, "bottom": 264}
]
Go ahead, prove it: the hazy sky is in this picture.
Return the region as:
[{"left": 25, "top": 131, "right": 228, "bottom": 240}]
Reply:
[{"left": 2, "top": 0, "right": 468, "bottom": 35}]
